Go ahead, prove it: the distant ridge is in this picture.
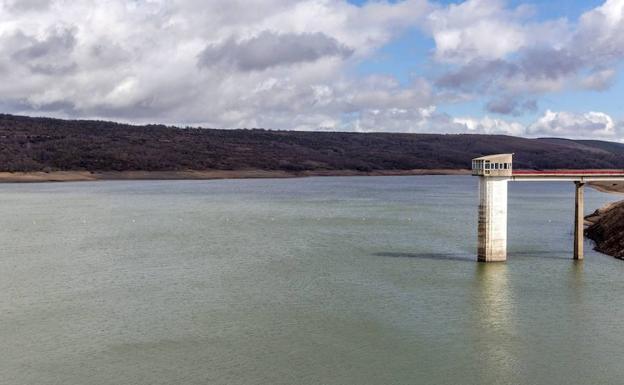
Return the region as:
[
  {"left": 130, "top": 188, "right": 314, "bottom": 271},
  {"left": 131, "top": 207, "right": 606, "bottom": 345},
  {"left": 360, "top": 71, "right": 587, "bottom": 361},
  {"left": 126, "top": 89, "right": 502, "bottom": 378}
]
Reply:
[{"left": 2, "top": 113, "right": 624, "bottom": 173}]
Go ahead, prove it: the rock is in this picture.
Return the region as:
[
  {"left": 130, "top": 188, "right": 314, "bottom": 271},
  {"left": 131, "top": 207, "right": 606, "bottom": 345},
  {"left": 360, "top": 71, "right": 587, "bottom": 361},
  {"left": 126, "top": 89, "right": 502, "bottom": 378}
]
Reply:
[{"left": 585, "top": 200, "right": 624, "bottom": 260}]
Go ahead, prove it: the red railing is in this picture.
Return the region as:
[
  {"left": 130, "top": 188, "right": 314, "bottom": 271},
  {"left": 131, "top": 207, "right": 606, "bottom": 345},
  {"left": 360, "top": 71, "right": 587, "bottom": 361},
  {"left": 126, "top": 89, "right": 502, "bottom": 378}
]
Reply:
[{"left": 513, "top": 169, "right": 624, "bottom": 175}]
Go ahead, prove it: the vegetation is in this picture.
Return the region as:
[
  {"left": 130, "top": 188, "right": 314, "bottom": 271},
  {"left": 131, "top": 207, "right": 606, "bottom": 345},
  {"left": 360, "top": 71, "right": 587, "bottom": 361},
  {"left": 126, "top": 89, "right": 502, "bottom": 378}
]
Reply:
[{"left": 2, "top": 113, "right": 624, "bottom": 172}]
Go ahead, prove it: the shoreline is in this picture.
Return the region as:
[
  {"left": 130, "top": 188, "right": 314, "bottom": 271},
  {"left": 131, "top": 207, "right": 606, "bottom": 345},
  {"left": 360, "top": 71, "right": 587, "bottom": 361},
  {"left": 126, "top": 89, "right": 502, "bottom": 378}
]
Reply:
[
  {"left": 585, "top": 182, "right": 624, "bottom": 260},
  {"left": 585, "top": 200, "right": 624, "bottom": 260},
  {"left": 0, "top": 169, "right": 472, "bottom": 183},
  {"left": 587, "top": 181, "right": 624, "bottom": 195}
]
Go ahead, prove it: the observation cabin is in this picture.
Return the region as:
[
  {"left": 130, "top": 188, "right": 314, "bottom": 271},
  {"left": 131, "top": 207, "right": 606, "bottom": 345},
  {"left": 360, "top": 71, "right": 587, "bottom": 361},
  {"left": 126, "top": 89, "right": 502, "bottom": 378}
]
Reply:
[{"left": 471, "top": 154, "right": 513, "bottom": 177}]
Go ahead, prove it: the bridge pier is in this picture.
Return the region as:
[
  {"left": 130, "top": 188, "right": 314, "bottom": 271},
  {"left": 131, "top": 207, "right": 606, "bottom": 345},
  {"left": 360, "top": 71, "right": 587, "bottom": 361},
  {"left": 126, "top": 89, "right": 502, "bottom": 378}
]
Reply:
[
  {"left": 472, "top": 153, "right": 619, "bottom": 263},
  {"left": 478, "top": 176, "right": 509, "bottom": 262},
  {"left": 574, "top": 182, "right": 585, "bottom": 260}
]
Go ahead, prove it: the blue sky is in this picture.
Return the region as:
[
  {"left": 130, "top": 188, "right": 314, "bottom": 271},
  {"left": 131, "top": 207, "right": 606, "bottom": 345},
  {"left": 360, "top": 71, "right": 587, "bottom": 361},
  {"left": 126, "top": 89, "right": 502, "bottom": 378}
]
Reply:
[
  {"left": 348, "top": 0, "right": 623, "bottom": 127},
  {"left": 0, "top": 0, "right": 623, "bottom": 139}
]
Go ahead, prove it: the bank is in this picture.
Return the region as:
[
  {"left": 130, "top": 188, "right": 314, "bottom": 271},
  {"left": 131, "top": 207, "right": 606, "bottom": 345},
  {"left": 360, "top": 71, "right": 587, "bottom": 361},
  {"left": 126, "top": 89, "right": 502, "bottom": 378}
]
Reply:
[{"left": 585, "top": 182, "right": 624, "bottom": 259}]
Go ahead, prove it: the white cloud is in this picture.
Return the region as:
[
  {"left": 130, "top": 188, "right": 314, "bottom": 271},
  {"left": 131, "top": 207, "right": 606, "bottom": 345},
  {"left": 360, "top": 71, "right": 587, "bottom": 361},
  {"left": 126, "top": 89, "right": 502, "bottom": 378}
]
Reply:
[
  {"left": 451, "top": 115, "right": 525, "bottom": 136},
  {"left": 426, "top": 0, "right": 566, "bottom": 63},
  {"left": 0, "top": 0, "right": 622, "bottom": 137},
  {"left": 428, "top": 0, "right": 624, "bottom": 117},
  {"left": 345, "top": 105, "right": 438, "bottom": 133},
  {"left": 0, "top": 0, "right": 431, "bottom": 129},
  {"left": 415, "top": 109, "right": 624, "bottom": 140},
  {"left": 527, "top": 110, "right": 622, "bottom": 139}
]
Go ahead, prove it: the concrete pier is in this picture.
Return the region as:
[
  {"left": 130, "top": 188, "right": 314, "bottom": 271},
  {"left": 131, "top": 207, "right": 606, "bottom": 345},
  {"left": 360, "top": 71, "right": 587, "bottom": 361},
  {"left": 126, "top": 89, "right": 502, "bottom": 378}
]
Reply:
[
  {"left": 478, "top": 177, "right": 509, "bottom": 262},
  {"left": 473, "top": 153, "right": 624, "bottom": 262},
  {"left": 574, "top": 182, "right": 584, "bottom": 260}
]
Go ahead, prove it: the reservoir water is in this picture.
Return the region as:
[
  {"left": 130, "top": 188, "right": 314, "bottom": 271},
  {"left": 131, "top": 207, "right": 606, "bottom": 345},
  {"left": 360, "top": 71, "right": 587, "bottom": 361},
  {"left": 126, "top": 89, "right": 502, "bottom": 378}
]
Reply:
[{"left": 2, "top": 176, "right": 624, "bottom": 385}]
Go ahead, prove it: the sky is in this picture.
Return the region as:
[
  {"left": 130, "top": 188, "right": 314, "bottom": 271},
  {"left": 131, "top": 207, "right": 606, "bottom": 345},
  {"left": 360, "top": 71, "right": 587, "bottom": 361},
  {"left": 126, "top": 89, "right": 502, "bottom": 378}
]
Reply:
[{"left": 0, "top": 0, "right": 623, "bottom": 140}]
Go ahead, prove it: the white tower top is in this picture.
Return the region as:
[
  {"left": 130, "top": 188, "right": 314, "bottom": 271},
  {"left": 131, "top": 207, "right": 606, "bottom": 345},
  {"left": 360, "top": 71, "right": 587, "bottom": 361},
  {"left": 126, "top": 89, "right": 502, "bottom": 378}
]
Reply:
[{"left": 472, "top": 154, "right": 513, "bottom": 177}]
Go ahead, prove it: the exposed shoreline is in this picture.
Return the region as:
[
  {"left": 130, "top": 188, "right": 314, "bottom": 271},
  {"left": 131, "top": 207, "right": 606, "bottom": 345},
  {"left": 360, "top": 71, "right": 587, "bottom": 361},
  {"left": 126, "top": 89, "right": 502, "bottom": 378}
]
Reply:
[
  {"left": 585, "top": 200, "right": 624, "bottom": 260},
  {"left": 0, "top": 169, "right": 472, "bottom": 183},
  {"left": 585, "top": 182, "right": 624, "bottom": 260},
  {"left": 588, "top": 181, "right": 624, "bottom": 195}
]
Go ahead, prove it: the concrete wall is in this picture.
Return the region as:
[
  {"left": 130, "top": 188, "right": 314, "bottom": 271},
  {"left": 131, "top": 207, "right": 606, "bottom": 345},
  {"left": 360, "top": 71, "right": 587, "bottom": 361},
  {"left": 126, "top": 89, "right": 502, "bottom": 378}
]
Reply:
[{"left": 478, "top": 177, "right": 508, "bottom": 262}]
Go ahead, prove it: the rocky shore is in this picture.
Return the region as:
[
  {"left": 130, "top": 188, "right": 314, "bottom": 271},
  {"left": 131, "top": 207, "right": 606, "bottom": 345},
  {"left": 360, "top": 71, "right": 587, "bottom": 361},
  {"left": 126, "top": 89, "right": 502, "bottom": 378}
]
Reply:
[{"left": 585, "top": 199, "right": 624, "bottom": 260}]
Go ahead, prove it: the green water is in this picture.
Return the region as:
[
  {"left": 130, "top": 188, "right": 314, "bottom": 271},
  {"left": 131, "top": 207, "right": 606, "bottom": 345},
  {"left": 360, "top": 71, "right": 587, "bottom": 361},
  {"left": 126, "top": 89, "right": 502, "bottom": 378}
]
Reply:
[{"left": 2, "top": 176, "right": 624, "bottom": 385}]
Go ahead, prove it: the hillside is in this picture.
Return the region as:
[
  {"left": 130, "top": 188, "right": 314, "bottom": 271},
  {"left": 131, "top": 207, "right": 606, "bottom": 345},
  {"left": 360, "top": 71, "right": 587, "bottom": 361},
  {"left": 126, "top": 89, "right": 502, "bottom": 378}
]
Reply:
[
  {"left": 2, "top": 114, "right": 624, "bottom": 173},
  {"left": 586, "top": 201, "right": 624, "bottom": 260}
]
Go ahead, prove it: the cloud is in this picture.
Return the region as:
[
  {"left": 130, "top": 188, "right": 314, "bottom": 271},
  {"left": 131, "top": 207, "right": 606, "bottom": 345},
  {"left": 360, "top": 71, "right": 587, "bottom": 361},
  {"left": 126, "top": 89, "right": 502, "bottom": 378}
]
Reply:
[
  {"left": 436, "top": 59, "right": 515, "bottom": 91},
  {"left": 435, "top": 48, "right": 582, "bottom": 99},
  {"left": 451, "top": 115, "right": 526, "bottom": 136},
  {"left": 202, "top": 75, "right": 435, "bottom": 131},
  {"left": 527, "top": 110, "right": 622, "bottom": 139},
  {"left": 3, "top": 0, "right": 50, "bottom": 12},
  {"left": 198, "top": 31, "right": 353, "bottom": 71},
  {"left": 485, "top": 97, "right": 537, "bottom": 116},
  {"left": 0, "top": 0, "right": 621, "bottom": 137},
  {"left": 576, "top": 0, "right": 624, "bottom": 62},
  {"left": 10, "top": 27, "right": 77, "bottom": 75},
  {"left": 417, "top": 110, "right": 624, "bottom": 140},
  {"left": 0, "top": 0, "right": 433, "bottom": 129},
  {"left": 428, "top": 0, "right": 624, "bottom": 116},
  {"left": 581, "top": 68, "right": 618, "bottom": 91},
  {"left": 426, "top": 0, "right": 565, "bottom": 63}
]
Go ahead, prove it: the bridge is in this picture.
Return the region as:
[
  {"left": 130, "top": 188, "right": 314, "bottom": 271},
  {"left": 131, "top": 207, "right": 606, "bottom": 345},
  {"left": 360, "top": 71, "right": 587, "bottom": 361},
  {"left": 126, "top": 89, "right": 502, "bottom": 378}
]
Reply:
[{"left": 473, "top": 154, "right": 624, "bottom": 262}]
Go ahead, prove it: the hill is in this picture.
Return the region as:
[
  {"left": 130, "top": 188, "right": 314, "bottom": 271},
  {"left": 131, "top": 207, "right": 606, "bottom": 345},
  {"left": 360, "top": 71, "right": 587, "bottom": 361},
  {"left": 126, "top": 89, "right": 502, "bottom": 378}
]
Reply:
[{"left": 2, "top": 113, "right": 624, "bottom": 173}]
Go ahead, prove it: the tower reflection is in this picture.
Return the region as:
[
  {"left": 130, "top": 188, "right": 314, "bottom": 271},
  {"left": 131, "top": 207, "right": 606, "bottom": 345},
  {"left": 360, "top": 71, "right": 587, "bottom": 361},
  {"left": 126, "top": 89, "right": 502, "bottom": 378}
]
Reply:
[{"left": 473, "top": 263, "right": 519, "bottom": 382}]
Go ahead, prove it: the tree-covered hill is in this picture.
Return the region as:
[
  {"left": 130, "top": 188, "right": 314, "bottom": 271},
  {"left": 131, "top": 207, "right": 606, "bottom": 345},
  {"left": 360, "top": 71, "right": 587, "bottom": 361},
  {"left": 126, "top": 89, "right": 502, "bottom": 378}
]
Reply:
[{"left": 2, "top": 114, "right": 624, "bottom": 172}]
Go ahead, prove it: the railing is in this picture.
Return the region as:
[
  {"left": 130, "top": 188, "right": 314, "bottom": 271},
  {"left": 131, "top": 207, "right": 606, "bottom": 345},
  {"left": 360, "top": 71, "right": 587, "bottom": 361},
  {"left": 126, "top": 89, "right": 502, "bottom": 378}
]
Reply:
[{"left": 513, "top": 170, "right": 624, "bottom": 176}]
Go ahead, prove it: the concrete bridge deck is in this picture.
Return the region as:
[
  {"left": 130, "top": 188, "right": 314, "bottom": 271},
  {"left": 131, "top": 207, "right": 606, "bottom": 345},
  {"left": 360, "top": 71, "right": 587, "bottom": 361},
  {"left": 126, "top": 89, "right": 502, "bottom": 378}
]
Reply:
[
  {"left": 473, "top": 154, "right": 624, "bottom": 262},
  {"left": 511, "top": 170, "right": 624, "bottom": 182}
]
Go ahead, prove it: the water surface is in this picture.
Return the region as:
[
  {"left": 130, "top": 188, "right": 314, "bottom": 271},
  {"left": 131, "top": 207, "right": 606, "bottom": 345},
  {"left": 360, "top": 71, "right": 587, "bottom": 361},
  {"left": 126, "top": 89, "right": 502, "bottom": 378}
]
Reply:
[{"left": 2, "top": 176, "right": 624, "bottom": 385}]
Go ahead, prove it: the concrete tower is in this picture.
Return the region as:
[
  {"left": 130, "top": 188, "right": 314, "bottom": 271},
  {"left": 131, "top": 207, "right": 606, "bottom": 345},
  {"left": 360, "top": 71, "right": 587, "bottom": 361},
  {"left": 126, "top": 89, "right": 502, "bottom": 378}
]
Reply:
[{"left": 472, "top": 154, "right": 513, "bottom": 262}]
